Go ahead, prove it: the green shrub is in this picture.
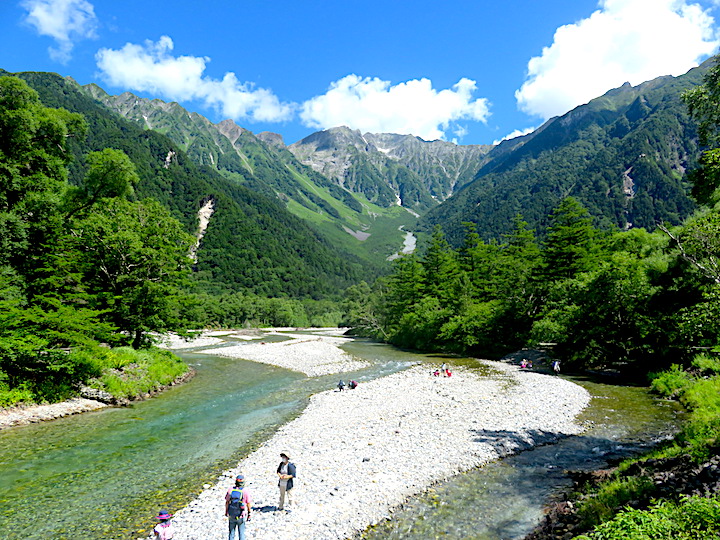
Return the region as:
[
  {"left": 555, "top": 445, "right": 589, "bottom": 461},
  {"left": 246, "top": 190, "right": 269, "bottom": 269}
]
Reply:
[
  {"left": 649, "top": 364, "right": 694, "bottom": 398},
  {"left": 690, "top": 352, "right": 720, "bottom": 376},
  {"left": 576, "top": 494, "right": 720, "bottom": 539},
  {"left": 0, "top": 380, "right": 35, "bottom": 407}
]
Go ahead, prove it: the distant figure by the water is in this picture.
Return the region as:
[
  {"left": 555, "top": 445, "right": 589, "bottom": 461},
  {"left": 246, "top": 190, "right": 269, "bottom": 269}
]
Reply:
[
  {"left": 277, "top": 452, "right": 296, "bottom": 512},
  {"left": 349, "top": 380, "right": 358, "bottom": 389},
  {"left": 337, "top": 379, "right": 346, "bottom": 391},
  {"left": 225, "top": 474, "right": 251, "bottom": 540},
  {"left": 153, "top": 510, "right": 174, "bottom": 540},
  {"left": 552, "top": 360, "right": 561, "bottom": 374}
]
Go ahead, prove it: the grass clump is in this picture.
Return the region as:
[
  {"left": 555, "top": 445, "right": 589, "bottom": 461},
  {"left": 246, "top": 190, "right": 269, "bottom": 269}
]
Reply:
[{"left": 576, "top": 475, "right": 655, "bottom": 531}]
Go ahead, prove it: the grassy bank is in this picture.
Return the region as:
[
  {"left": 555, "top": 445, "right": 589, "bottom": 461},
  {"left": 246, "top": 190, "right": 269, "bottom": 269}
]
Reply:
[
  {"left": 530, "top": 353, "right": 720, "bottom": 539},
  {"left": 0, "top": 346, "right": 190, "bottom": 407}
]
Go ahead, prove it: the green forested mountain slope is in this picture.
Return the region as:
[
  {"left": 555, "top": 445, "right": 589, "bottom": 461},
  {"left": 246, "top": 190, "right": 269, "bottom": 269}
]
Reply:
[
  {"left": 80, "top": 86, "right": 417, "bottom": 263},
  {"left": 422, "top": 61, "right": 708, "bottom": 243},
  {"left": 7, "top": 70, "right": 366, "bottom": 298}
]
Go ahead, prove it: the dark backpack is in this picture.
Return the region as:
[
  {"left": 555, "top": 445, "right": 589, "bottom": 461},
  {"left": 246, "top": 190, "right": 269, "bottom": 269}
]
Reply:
[{"left": 227, "top": 487, "right": 246, "bottom": 518}]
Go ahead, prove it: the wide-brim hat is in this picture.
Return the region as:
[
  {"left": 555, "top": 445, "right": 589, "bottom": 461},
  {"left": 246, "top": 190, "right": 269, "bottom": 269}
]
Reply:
[
  {"left": 280, "top": 451, "right": 290, "bottom": 459},
  {"left": 156, "top": 510, "right": 173, "bottom": 520}
]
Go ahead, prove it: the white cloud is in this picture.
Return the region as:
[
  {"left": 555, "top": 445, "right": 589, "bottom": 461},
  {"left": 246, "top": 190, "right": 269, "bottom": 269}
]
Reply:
[
  {"left": 22, "top": 0, "right": 98, "bottom": 63},
  {"left": 300, "top": 75, "right": 490, "bottom": 140},
  {"left": 95, "top": 36, "right": 294, "bottom": 123},
  {"left": 516, "top": 0, "right": 720, "bottom": 119},
  {"left": 493, "top": 126, "right": 538, "bottom": 145}
]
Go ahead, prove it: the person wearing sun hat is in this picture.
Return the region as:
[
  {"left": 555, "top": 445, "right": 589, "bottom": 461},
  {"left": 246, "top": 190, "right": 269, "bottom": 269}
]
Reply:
[
  {"left": 153, "top": 510, "right": 174, "bottom": 539},
  {"left": 276, "top": 451, "right": 296, "bottom": 512},
  {"left": 225, "top": 473, "right": 252, "bottom": 540}
]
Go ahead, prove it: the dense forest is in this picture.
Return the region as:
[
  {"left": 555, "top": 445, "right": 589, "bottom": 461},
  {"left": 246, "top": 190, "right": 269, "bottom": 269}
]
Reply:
[{"left": 0, "top": 75, "right": 193, "bottom": 405}]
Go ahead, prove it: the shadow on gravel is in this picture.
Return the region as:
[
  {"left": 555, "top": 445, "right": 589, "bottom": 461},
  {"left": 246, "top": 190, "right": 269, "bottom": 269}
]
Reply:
[
  {"left": 254, "top": 505, "right": 276, "bottom": 513},
  {"left": 471, "top": 428, "right": 563, "bottom": 452}
]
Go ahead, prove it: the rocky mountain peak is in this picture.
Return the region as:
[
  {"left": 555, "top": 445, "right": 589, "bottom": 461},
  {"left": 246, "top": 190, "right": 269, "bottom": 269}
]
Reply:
[
  {"left": 216, "top": 119, "right": 246, "bottom": 145},
  {"left": 257, "top": 131, "right": 286, "bottom": 148}
]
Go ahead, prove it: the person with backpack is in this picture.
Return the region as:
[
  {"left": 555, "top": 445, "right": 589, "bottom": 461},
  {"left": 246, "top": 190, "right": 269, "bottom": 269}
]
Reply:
[
  {"left": 225, "top": 474, "right": 252, "bottom": 540},
  {"left": 153, "top": 510, "right": 174, "bottom": 540},
  {"left": 277, "top": 452, "right": 296, "bottom": 512}
]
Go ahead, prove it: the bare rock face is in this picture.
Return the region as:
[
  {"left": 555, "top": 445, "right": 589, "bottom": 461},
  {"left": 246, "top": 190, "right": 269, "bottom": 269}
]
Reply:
[
  {"left": 216, "top": 119, "right": 247, "bottom": 145},
  {"left": 288, "top": 127, "right": 492, "bottom": 210},
  {"left": 257, "top": 131, "right": 286, "bottom": 149}
]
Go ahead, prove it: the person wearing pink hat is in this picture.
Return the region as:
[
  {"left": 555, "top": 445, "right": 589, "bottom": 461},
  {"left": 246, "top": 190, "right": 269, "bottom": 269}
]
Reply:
[{"left": 153, "top": 510, "right": 174, "bottom": 539}]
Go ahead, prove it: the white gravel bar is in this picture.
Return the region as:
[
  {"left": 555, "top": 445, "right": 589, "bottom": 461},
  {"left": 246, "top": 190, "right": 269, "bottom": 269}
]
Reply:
[
  {"left": 157, "top": 332, "right": 228, "bottom": 350},
  {"left": 196, "top": 334, "right": 369, "bottom": 377},
  {"left": 0, "top": 398, "right": 108, "bottom": 428},
  {"left": 163, "top": 361, "right": 590, "bottom": 540}
]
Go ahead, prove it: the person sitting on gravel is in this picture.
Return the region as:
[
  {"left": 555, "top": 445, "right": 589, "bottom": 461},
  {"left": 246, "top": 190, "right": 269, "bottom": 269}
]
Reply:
[
  {"left": 337, "top": 380, "right": 346, "bottom": 391},
  {"left": 349, "top": 380, "right": 358, "bottom": 389},
  {"left": 277, "top": 452, "right": 296, "bottom": 512},
  {"left": 225, "top": 474, "right": 252, "bottom": 540}
]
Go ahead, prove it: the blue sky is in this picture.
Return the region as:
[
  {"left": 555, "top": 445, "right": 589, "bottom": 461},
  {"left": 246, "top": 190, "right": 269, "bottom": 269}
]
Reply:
[{"left": 3, "top": 0, "right": 720, "bottom": 146}]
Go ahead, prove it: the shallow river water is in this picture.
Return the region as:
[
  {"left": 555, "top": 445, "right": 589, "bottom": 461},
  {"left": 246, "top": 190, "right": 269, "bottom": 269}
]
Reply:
[{"left": 0, "top": 332, "right": 680, "bottom": 539}]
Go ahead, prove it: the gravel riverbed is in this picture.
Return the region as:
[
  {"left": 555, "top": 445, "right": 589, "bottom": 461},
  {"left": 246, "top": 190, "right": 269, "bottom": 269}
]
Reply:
[
  {"left": 197, "top": 333, "right": 369, "bottom": 376},
  {"left": 159, "top": 358, "right": 590, "bottom": 540}
]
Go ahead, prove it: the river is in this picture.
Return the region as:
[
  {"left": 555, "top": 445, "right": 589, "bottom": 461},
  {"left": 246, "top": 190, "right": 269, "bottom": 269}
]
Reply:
[{"left": 0, "top": 332, "right": 680, "bottom": 539}]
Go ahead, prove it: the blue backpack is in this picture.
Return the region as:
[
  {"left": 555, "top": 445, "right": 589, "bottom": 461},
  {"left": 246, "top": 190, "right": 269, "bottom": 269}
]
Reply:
[{"left": 228, "top": 487, "right": 246, "bottom": 518}]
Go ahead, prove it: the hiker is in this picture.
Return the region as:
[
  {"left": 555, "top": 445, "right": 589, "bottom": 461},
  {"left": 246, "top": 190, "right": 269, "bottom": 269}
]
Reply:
[
  {"left": 153, "top": 510, "right": 174, "bottom": 540},
  {"left": 520, "top": 359, "right": 528, "bottom": 369},
  {"left": 225, "top": 474, "right": 252, "bottom": 540},
  {"left": 441, "top": 362, "right": 447, "bottom": 376},
  {"left": 552, "top": 360, "right": 561, "bottom": 374},
  {"left": 277, "top": 452, "right": 296, "bottom": 512},
  {"left": 349, "top": 380, "right": 358, "bottom": 389},
  {"left": 337, "top": 379, "right": 345, "bottom": 391}
]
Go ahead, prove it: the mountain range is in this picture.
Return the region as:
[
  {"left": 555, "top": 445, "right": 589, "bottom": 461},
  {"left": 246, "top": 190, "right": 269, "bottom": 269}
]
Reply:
[{"left": 2, "top": 58, "right": 711, "bottom": 298}]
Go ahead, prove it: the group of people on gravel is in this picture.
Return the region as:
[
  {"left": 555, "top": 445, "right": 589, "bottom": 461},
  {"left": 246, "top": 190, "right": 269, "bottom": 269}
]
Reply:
[
  {"left": 337, "top": 379, "right": 358, "bottom": 391},
  {"left": 152, "top": 451, "right": 297, "bottom": 540}
]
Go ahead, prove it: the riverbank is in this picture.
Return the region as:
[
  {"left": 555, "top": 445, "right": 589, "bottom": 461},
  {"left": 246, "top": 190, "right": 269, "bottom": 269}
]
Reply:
[
  {"left": 162, "top": 360, "right": 590, "bottom": 540},
  {"left": 0, "top": 397, "right": 109, "bottom": 428},
  {"left": 0, "top": 359, "right": 195, "bottom": 428}
]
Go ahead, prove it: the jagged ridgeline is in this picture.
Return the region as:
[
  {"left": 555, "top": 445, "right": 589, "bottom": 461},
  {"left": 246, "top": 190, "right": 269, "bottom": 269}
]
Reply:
[
  {"left": 5, "top": 70, "right": 365, "bottom": 298},
  {"left": 77, "top": 85, "right": 492, "bottom": 261},
  {"left": 423, "top": 60, "right": 709, "bottom": 244}
]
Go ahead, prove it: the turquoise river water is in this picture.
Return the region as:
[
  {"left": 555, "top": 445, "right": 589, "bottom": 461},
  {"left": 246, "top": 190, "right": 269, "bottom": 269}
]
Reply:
[{"left": 0, "top": 332, "right": 681, "bottom": 539}]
